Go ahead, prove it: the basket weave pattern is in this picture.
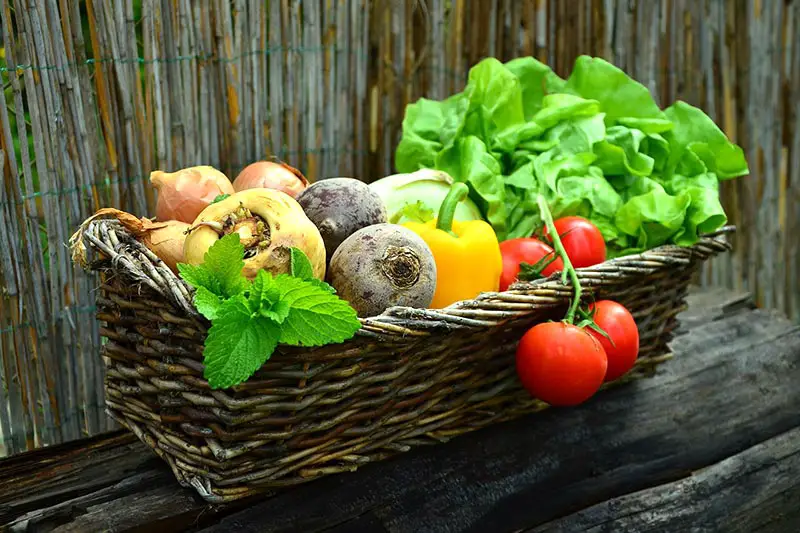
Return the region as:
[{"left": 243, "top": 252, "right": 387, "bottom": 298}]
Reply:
[{"left": 75, "top": 218, "right": 733, "bottom": 502}]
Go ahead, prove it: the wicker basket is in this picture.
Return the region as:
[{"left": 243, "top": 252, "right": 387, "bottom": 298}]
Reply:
[{"left": 70, "top": 217, "right": 733, "bottom": 503}]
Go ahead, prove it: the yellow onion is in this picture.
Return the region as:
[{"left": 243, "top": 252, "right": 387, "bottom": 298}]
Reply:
[
  {"left": 150, "top": 165, "right": 235, "bottom": 223},
  {"left": 183, "top": 188, "right": 326, "bottom": 280},
  {"left": 232, "top": 161, "right": 309, "bottom": 198},
  {"left": 70, "top": 208, "right": 188, "bottom": 273},
  {"left": 139, "top": 220, "right": 190, "bottom": 273}
]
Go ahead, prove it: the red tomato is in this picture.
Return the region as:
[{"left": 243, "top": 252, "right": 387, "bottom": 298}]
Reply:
[
  {"left": 543, "top": 216, "right": 606, "bottom": 268},
  {"left": 499, "top": 238, "right": 564, "bottom": 291},
  {"left": 586, "top": 300, "right": 640, "bottom": 382},
  {"left": 515, "top": 322, "right": 608, "bottom": 406}
]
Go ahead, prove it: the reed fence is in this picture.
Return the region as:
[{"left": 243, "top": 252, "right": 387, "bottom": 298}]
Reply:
[{"left": 0, "top": 0, "right": 797, "bottom": 457}]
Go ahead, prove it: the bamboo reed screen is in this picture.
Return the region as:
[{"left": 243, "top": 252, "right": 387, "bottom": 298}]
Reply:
[{"left": 0, "top": 0, "right": 797, "bottom": 457}]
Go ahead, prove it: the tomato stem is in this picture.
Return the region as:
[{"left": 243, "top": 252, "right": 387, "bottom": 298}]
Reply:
[{"left": 536, "top": 194, "right": 582, "bottom": 324}]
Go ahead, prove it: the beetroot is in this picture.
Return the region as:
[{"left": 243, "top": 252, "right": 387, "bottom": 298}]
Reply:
[{"left": 296, "top": 178, "right": 387, "bottom": 263}]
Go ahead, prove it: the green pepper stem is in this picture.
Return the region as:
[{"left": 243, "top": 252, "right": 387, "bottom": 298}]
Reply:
[
  {"left": 436, "top": 182, "right": 469, "bottom": 235},
  {"left": 536, "top": 194, "right": 582, "bottom": 324}
]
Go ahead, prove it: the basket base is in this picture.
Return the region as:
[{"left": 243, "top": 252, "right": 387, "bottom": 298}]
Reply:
[{"left": 104, "top": 344, "right": 673, "bottom": 503}]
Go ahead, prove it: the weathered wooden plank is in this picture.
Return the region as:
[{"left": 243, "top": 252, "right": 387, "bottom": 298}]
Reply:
[
  {"left": 2, "top": 289, "right": 797, "bottom": 533},
  {"left": 530, "top": 426, "right": 800, "bottom": 533},
  {"left": 234, "top": 308, "right": 797, "bottom": 533},
  {"left": 675, "top": 286, "right": 754, "bottom": 331}
]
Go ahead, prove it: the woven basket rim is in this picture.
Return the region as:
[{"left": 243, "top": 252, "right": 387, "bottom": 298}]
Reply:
[{"left": 70, "top": 217, "right": 734, "bottom": 339}]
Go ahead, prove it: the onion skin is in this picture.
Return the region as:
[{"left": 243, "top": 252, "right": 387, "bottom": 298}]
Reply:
[
  {"left": 183, "top": 188, "right": 326, "bottom": 280},
  {"left": 140, "top": 220, "right": 190, "bottom": 273},
  {"left": 69, "top": 207, "right": 188, "bottom": 273},
  {"left": 232, "top": 161, "right": 309, "bottom": 198},
  {"left": 151, "top": 165, "right": 235, "bottom": 223}
]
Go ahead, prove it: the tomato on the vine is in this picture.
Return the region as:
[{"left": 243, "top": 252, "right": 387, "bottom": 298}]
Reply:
[
  {"left": 499, "top": 237, "right": 564, "bottom": 291},
  {"left": 586, "top": 300, "right": 640, "bottom": 382},
  {"left": 515, "top": 322, "right": 608, "bottom": 406},
  {"left": 542, "top": 216, "right": 606, "bottom": 268}
]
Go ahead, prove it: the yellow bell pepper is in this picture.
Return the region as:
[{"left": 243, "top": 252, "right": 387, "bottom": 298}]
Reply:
[{"left": 402, "top": 183, "right": 502, "bottom": 308}]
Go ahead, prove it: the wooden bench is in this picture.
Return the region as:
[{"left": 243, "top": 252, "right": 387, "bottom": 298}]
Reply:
[{"left": 1, "top": 287, "right": 799, "bottom": 532}]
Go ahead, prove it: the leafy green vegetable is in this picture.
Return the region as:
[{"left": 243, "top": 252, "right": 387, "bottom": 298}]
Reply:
[
  {"left": 393, "top": 200, "right": 435, "bottom": 224},
  {"left": 202, "top": 295, "right": 281, "bottom": 390},
  {"left": 394, "top": 54, "right": 749, "bottom": 255},
  {"left": 178, "top": 235, "right": 361, "bottom": 389},
  {"left": 503, "top": 56, "right": 567, "bottom": 119},
  {"left": 271, "top": 275, "right": 367, "bottom": 346},
  {"left": 562, "top": 55, "right": 667, "bottom": 126},
  {"left": 290, "top": 246, "right": 336, "bottom": 293},
  {"left": 192, "top": 286, "right": 225, "bottom": 320},
  {"left": 663, "top": 101, "right": 749, "bottom": 180},
  {"left": 290, "top": 247, "right": 315, "bottom": 280},
  {"left": 178, "top": 235, "right": 249, "bottom": 298}
]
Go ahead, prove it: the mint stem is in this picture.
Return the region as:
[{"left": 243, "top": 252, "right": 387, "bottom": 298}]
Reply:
[{"left": 536, "top": 194, "right": 582, "bottom": 324}]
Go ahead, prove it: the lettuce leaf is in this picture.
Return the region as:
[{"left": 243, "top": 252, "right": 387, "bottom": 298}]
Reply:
[
  {"left": 563, "top": 55, "right": 667, "bottom": 126},
  {"left": 392, "top": 54, "right": 748, "bottom": 255},
  {"left": 435, "top": 136, "right": 509, "bottom": 238},
  {"left": 663, "top": 100, "right": 749, "bottom": 180},
  {"left": 503, "top": 56, "right": 567, "bottom": 119}
]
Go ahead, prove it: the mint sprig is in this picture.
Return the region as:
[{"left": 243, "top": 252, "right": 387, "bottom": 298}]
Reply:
[
  {"left": 290, "top": 247, "right": 315, "bottom": 280},
  {"left": 178, "top": 234, "right": 361, "bottom": 389},
  {"left": 178, "top": 234, "right": 249, "bottom": 298},
  {"left": 290, "top": 243, "right": 335, "bottom": 294}
]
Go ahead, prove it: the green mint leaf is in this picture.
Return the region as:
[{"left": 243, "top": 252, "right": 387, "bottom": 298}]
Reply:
[
  {"left": 249, "top": 270, "right": 280, "bottom": 309},
  {"left": 202, "top": 295, "right": 281, "bottom": 389},
  {"left": 287, "top": 248, "right": 337, "bottom": 293},
  {"left": 290, "top": 247, "right": 315, "bottom": 280},
  {"left": 260, "top": 299, "right": 291, "bottom": 323},
  {"left": 248, "top": 270, "right": 291, "bottom": 323},
  {"left": 178, "top": 263, "right": 222, "bottom": 295},
  {"left": 308, "top": 278, "right": 337, "bottom": 294},
  {"left": 272, "top": 274, "right": 361, "bottom": 346},
  {"left": 178, "top": 233, "right": 249, "bottom": 298},
  {"left": 194, "top": 286, "right": 225, "bottom": 320},
  {"left": 211, "top": 193, "right": 230, "bottom": 204}
]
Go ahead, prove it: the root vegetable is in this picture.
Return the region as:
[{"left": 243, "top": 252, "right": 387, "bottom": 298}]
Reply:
[
  {"left": 68, "top": 208, "right": 188, "bottom": 273},
  {"left": 296, "top": 177, "right": 387, "bottom": 263},
  {"left": 232, "top": 160, "right": 309, "bottom": 197},
  {"left": 327, "top": 223, "right": 437, "bottom": 318},
  {"left": 151, "top": 165, "right": 235, "bottom": 224},
  {"left": 183, "top": 188, "right": 326, "bottom": 280}
]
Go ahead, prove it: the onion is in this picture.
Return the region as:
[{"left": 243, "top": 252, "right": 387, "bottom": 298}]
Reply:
[
  {"left": 139, "top": 220, "right": 190, "bottom": 273},
  {"left": 69, "top": 208, "right": 189, "bottom": 273},
  {"left": 232, "top": 160, "right": 309, "bottom": 198},
  {"left": 150, "top": 165, "right": 235, "bottom": 223}
]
